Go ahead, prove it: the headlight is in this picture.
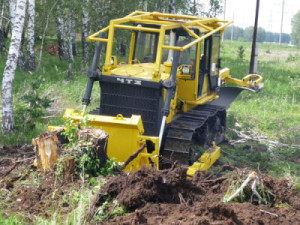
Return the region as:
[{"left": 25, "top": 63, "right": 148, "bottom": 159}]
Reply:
[
  {"left": 110, "top": 57, "right": 114, "bottom": 65},
  {"left": 182, "top": 66, "right": 190, "bottom": 74}
]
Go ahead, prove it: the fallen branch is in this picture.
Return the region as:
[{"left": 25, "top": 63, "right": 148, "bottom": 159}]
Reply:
[
  {"left": 251, "top": 176, "right": 264, "bottom": 204},
  {"left": 229, "top": 128, "right": 300, "bottom": 149},
  {"left": 119, "top": 144, "right": 146, "bottom": 171},
  {"left": 201, "top": 177, "right": 228, "bottom": 184},
  {"left": 225, "top": 171, "right": 256, "bottom": 203},
  {"left": 1, "top": 162, "right": 20, "bottom": 178},
  {"left": 260, "top": 209, "right": 278, "bottom": 217},
  {"left": 15, "top": 156, "right": 35, "bottom": 163}
]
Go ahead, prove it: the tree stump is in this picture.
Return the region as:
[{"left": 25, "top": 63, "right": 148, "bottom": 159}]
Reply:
[
  {"left": 32, "top": 129, "right": 63, "bottom": 172},
  {"left": 32, "top": 128, "right": 109, "bottom": 174},
  {"left": 77, "top": 128, "right": 109, "bottom": 168}
]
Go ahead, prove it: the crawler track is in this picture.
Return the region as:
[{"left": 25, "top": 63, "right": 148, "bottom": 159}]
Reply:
[{"left": 162, "top": 104, "right": 226, "bottom": 166}]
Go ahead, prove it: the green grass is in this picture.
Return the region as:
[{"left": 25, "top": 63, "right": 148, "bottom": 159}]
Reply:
[{"left": 221, "top": 41, "right": 300, "bottom": 141}]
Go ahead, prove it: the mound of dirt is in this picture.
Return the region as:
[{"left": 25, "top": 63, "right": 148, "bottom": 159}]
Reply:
[
  {"left": 95, "top": 166, "right": 300, "bottom": 225},
  {"left": 102, "top": 167, "right": 193, "bottom": 210}
]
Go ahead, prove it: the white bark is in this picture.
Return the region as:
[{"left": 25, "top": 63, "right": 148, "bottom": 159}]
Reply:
[
  {"left": 56, "top": 3, "right": 71, "bottom": 61},
  {"left": 67, "top": 9, "right": 74, "bottom": 61},
  {"left": 143, "top": 0, "right": 147, "bottom": 11},
  {"left": 27, "top": 0, "right": 35, "bottom": 70},
  {"left": 69, "top": 9, "right": 78, "bottom": 56},
  {"left": 0, "top": 0, "right": 6, "bottom": 53},
  {"left": 82, "top": 0, "right": 89, "bottom": 63},
  {"left": 9, "top": 0, "right": 16, "bottom": 30},
  {"left": 1, "top": 0, "right": 27, "bottom": 133}
]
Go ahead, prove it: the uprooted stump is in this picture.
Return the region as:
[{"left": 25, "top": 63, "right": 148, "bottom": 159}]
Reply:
[{"left": 32, "top": 128, "right": 109, "bottom": 174}]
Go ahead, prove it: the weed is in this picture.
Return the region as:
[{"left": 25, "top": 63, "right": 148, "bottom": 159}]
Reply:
[
  {"left": 15, "top": 76, "right": 53, "bottom": 131},
  {"left": 286, "top": 53, "right": 300, "bottom": 62},
  {"left": 237, "top": 45, "right": 245, "bottom": 62},
  {"left": 0, "top": 211, "right": 27, "bottom": 225},
  {"left": 92, "top": 198, "right": 128, "bottom": 223}
]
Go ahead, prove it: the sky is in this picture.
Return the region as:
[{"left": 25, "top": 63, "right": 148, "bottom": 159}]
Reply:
[{"left": 220, "top": 0, "right": 300, "bottom": 34}]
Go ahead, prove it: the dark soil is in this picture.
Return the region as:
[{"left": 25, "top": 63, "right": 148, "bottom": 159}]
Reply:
[
  {"left": 0, "top": 146, "right": 80, "bottom": 221},
  {"left": 95, "top": 166, "right": 300, "bottom": 225}
]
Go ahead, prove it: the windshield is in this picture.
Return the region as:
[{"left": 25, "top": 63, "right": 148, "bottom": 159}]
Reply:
[{"left": 133, "top": 32, "right": 158, "bottom": 63}]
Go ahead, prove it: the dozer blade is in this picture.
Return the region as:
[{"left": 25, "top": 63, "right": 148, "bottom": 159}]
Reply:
[
  {"left": 187, "top": 144, "right": 221, "bottom": 177},
  {"left": 61, "top": 109, "right": 160, "bottom": 173},
  {"left": 207, "top": 86, "right": 262, "bottom": 109}
]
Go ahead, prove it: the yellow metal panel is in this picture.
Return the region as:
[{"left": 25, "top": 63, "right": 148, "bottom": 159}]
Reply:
[
  {"left": 177, "top": 79, "right": 197, "bottom": 101},
  {"left": 63, "top": 109, "right": 159, "bottom": 173}
]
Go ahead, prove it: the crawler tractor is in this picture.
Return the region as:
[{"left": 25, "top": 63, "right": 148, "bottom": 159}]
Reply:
[{"left": 55, "top": 12, "right": 263, "bottom": 176}]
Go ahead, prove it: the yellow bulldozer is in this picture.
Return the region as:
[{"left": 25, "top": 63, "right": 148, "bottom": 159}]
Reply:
[{"left": 52, "top": 11, "right": 263, "bottom": 176}]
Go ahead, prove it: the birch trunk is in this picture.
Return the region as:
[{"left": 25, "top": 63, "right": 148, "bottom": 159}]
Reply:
[
  {"left": 56, "top": 4, "right": 69, "bottom": 60},
  {"left": 27, "top": 0, "right": 35, "bottom": 70},
  {"left": 143, "top": 0, "right": 147, "bottom": 11},
  {"left": 69, "top": 9, "right": 78, "bottom": 56},
  {"left": 1, "top": 0, "right": 27, "bottom": 133},
  {"left": 17, "top": 30, "right": 26, "bottom": 70},
  {"left": 0, "top": 0, "right": 6, "bottom": 54},
  {"left": 82, "top": 0, "right": 89, "bottom": 63},
  {"left": 67, "top": 9, "right": 74, "bottom": 61},
  {"left": 9, "top": 0, "right": 16, "bottom": 30}
]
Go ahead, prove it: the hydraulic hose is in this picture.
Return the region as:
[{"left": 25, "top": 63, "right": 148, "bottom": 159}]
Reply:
[
  {"left": 159, "top": 43, "right": 180, "bottom": 149},
  {"left": 82, "top": 33, "right": 105, "bottom": 109}
]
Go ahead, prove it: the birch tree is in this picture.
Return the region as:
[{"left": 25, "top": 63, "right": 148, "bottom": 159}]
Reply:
[
  {"left": 0, "top": 0, "right": 6, "bottom": 54},
  {"left": 27, "top": 0, "right": 35, "bottom": 70},
  {"left": 9, "top": 0, "right": 16, "bottom": 29},
  {"left": 82, "top": 0, "right": 89, "bottom": 63},
  {"left": 69, "top": 8, "right": 78, "bottom": 56},
  {"left": 55, "top": 1, "right": 73, "bottom": 61},
  {"left": 1, "top": 0, "right": 27, "bottom": 133}
]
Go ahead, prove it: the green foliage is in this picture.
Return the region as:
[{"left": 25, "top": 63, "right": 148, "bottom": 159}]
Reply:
[
  {"left": 77, "top": 147, "right": 120, "bottom": 177},
  {"left": 62, "top": 111, "right": 89, "bottom": 146},
  {"left": 286, "top": 53, "right": 300, "bottom": 62},
  {"left": 93, "top": 198, "right": 128, "bottom": 223},
  {"left": 0, "top": 212, "right": 26, "bottom": 225},
  {"left": 237, "top": 46, "right": 245, "bottom": 62},
  {"left": 291, "top": 10, "right": 300, "bottom": 46},
  {"left": 14, "top": 76, "right": 53, "bottom": 131},
  {"left": 100, "top": 158, "right": 121, "bottom": 177},
  {"left": 62, "top": 117, "right": 79, "bottom": 144},
  {"left": 77, "top": 146, "right": 101, "bottom": 177}
]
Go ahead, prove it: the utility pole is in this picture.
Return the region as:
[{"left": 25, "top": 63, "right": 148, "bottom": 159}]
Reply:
[
  {"left": 249, "top": 0, "right": 260, "bottom": 74},
  {"left": 279, "top": 0, "right": 284, "bottom": 45},
  {"left": 230, "top": 12, "right": 234, "bottom": 41}
]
